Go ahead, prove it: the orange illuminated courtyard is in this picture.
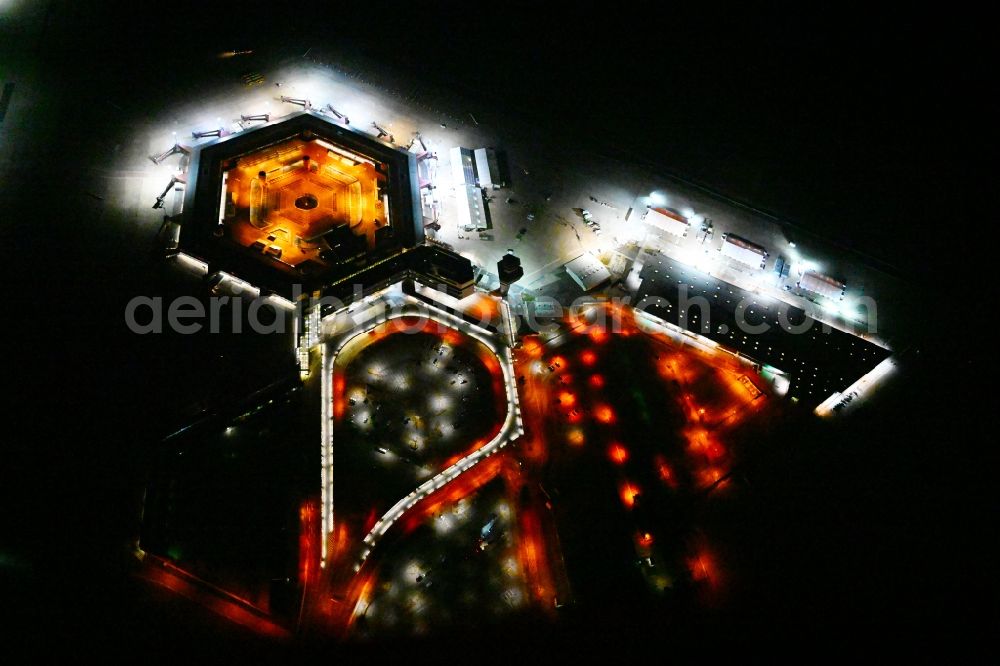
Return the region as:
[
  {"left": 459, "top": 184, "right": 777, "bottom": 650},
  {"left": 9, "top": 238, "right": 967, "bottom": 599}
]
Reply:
[{"left": 221, "top": 136, "right": 387, "bottom": 271}]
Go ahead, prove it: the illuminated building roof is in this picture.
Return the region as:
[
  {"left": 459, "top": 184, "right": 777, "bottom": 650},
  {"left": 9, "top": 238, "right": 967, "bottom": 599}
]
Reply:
[
  {"left": 720, "top": 233, "right": 768, "bottom": 268},
  {"left": 798, "top": 270, "right": 846, "bottom": 299},
  {"left": 181, "top": 110, "right": 424, "bottom": 297},
  {"left": 564, "top": 253, "right": 611, "bottom": 291},
  {"left": 646, "top": 207, "right": 690, "bottom": 237}
]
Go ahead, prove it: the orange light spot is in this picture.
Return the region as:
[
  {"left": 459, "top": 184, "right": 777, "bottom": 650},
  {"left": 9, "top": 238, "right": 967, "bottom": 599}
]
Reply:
[
  {"left": 706, "top": 442, "right": 726, "bottom": 460},
  {"left": 567, "top": 429, "right": 585, "bottom": 446},
  {"left": 588, "top": 327, "right": 608, "bottom": 343},
  {"left": 332, "top": 374, "right": 347, "bottom": 419},
  {"left": 589, "top": 374, "right": 605, "bottom": 388},
  {"left": 581, "top": 350, "right": 597, "bottom": 365},
  {"left": 687, "top": 549, "right": 719, "bottom": 586},
  {"left": 594, "top": 404, "right": 615, "bottom": 424},
  {"left": 522, "top": 338, "right": 543, "bottom": 356},
  {"left": 638, "top": 532, "right": 654, "bottom": 547},
  {"left": 467, "top": 294, "right": 499, "bottom": 321},
  {"left": 608, "top": 443, "right": 629, "bottom": 465},
  {"left": 686, "top": 429, "right": 710, "bottom": 453},
  {"left": 620, "top": 482, "right": 640, "bottom": 508},
  {"left": 698, "top": 467, "right": 727, "bottom": 487},
  {"left": 654, "top": 455, "right": 678, "bottom": 489},
  {"left": 363, "top": 506, "right": 378, "bottom": 533},
  {"left": 558, "top": 391, "right": 577, "bottom": 407},
  {"left": 298, "top": 499, "right": 317, "bottom": 586}
]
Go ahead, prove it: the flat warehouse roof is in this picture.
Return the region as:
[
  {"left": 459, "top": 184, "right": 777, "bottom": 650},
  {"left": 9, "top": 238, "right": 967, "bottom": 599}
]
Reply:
[
  {"left": 450, "top": 146, "right": 476, "bottom": 187},
  {"left": 473, "top": 148, "right": 498, "bottom": 188},
  {"left": 646, "top": 207, "right": 690, "bottom": 236},
  {"left": 799, "top": 270, "right": 846, "bottom": 298},
  {"left": 721, "top": 233, "right": 767, "bottom": 267},
  {"left": 635, "top": 260, "right": 890, "bottom": 406},
  {"left": 565, "top": 253, "right": 611, "bottom": 291}
]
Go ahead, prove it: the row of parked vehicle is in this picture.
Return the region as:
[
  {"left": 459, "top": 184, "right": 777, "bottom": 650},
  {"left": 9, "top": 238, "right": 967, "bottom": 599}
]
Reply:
[{"left": 581, "top": 209, "right": 603, "bottom": 235}]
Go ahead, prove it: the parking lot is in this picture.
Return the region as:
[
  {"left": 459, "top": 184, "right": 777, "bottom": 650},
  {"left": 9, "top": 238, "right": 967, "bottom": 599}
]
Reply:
[
  {"left": 633, "top": 247, "right": 890, "bottom": 406},
  {"left": 356, "top": 478, "right": 531, "bottom": 638},
  {"left": 329, "top": 317, "right": 506, "bottom": 536}
]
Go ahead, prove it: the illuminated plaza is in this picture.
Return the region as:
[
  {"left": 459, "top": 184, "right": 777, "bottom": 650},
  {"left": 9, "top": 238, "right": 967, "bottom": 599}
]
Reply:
[{"left": 222, "top": 135, "right": 386, "bottom": 269}]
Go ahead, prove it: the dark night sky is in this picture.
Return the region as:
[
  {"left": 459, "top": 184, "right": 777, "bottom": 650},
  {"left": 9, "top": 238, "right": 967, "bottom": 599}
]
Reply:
[{"left": 2, "top": 1, "right": 994, "bottom": 655}]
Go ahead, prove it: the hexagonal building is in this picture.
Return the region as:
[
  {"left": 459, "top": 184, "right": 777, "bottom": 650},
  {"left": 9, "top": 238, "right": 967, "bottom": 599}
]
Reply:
[{"left": 180, "top": 110, "right": 425, "bottom": 298}]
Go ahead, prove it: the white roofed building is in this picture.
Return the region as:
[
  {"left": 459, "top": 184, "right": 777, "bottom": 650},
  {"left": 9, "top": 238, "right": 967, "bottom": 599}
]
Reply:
[
  {"left": 720, "top": 233, "right": 767, "bottom": 269},
  {"left": 798, "top": 270, "right": 846, "bottom": 299},
  {"left": 645, "top": 207, "right": 690, "bottom": 237},
  {"left": 474, "top": 147, "right": 501, "bottom": 189},
  {"left": 450, "top": 146, "right": 476, "bottom": 188},
  {"left": 449, "top": 146, "right": 486, "bottom": 230},
  {"left": 564, "top": 253, "right": 611, "bottom": 291}
]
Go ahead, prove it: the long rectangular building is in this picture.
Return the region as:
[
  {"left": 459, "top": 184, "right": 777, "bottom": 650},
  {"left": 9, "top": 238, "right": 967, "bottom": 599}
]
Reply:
[
  {"left": 798, "top": 270, "right": 846, "bottom": 299},
  {"left": 450, "top": 146, "right": 487, "bottom": 230},
  {"left": 720, "top": 233, "right": 767, "bottom": 269},
  {"left": 474, "top": 147, "right": 501, "bottom": 189},
  {"left": 450, "top": 146, "right": 476, "bottom": 188},
  {"left": 645, "top": 207, "right": 690, "bottom": 237}
]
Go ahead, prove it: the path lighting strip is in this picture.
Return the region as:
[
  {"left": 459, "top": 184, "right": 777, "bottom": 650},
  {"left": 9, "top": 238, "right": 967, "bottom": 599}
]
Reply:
[{"left": 320, "top": 343, "right": 332, "bottom": 567}]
